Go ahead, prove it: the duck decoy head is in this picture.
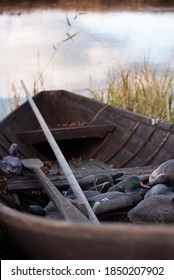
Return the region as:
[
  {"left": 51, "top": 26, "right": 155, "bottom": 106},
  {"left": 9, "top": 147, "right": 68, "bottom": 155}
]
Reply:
[
  {"left": 148, "top": 173, "right": 174, "bottom": 188},
  {"left": 9, "top": 143, "right": 18, "bottom": 156},
  {"left": 0, "top": 155, "right": 22, "bottom": 175}
]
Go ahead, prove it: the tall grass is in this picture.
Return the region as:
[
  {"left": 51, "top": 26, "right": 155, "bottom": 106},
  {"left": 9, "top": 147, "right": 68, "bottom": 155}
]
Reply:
[
  {"left": 89, "top": 62, "right": 174, "bottom": 123},
  {"left": 7, "top": 83, "right": 22, "bottom": 113}
]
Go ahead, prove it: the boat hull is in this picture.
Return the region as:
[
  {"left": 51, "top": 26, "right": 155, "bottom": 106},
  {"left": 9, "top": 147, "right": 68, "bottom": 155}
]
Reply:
[
  {"left": 1, "top": 90, "right": 174, "bottom": 259},
  {"left": 1, "top": 203, "right": 174, "bottom": 259}
]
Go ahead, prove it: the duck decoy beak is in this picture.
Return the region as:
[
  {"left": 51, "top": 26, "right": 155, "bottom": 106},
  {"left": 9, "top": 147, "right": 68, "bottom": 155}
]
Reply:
[{"left": 140, "top": 182, "right": 151, "bottom": 189}]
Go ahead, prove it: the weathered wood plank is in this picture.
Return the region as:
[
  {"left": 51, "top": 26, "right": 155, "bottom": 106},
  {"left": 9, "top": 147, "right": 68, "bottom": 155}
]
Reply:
[{"left": 17, "top": 124, "right": 116, "bottom": 144}]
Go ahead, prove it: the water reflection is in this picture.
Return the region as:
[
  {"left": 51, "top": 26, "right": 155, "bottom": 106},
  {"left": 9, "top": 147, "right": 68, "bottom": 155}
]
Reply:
[{"left": 0, "top": 2, "right": 174, "bottom": 114}]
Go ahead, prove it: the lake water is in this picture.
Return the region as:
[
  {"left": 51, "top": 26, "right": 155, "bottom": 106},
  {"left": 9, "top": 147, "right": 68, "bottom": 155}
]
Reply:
[{"left": 0, "top": 1, "right": 174, "bottom": 116}]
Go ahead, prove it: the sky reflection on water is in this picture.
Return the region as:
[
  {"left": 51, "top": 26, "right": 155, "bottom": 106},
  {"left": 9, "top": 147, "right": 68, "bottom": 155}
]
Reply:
[{"left": 0, "top": 8, "right": 174, "bottom": 103}]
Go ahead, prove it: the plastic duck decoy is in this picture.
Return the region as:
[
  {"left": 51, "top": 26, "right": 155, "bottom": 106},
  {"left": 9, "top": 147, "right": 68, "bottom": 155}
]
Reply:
[
  {"left": 108, "top": 176, "right": 150, "bottom": 193},
  {"left": 149, "top": 159, "right": 174, "bottom": 184},
  {"left": 144, "top": 183, "right": 174, "bottom": 199},
  {"left": 89, "top": 191, "right": 144, "bottom": 215},
  {"left": 128, "top": 195, "right": 174, "bottom": 224},
  {"left": 0, "top": 143, "right": 22, "bottom": 175}
]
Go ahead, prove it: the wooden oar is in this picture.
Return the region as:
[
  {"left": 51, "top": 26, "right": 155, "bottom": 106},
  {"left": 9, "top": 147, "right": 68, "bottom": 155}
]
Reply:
[
  {"left": 22, "top": 158, "right": 90, "bottom": 223},
  {"left": 21, "top": 80, "right": 99, "bottom": 224}
]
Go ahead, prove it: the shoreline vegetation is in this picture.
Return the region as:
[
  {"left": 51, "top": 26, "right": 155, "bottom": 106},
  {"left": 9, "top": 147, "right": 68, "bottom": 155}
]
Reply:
[
  {"left": 89, "top": 62, "right": 174, "bottom": 123},
  {"left": 0, "top": 0, "right": 174, "bottom": 13},
  {"left": 2, "top": 61, "right": 174, "bottom": 124}
]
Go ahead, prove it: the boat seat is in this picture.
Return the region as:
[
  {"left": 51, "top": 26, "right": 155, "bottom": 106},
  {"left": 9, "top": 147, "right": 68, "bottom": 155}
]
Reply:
[{"left": 17, "top": 124, "right": 116, "bottom": 145}]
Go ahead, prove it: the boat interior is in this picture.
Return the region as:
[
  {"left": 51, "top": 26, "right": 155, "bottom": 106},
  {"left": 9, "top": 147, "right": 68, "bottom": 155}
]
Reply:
[{"left": 1, "top": 90, "right": 174, "bottom": 168}]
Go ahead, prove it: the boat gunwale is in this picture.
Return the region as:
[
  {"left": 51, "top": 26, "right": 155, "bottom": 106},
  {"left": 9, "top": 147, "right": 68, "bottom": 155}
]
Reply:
[
  {"left": 1, "top": 202, "right": 174, "bottom": 235},
  {"left": 1, "top": 89, "right": 174, "bottom": 131}
]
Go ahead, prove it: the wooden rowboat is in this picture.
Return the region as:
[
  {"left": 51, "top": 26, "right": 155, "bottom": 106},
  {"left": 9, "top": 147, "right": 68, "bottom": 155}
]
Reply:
[{"left": 1, "top": 90, "right": 174, "bottom": 259}]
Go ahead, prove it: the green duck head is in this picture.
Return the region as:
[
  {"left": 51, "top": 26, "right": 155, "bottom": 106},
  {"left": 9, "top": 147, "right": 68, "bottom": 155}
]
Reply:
[
  {"left": 113, "top": 176, "right": 149, "bottom": 193},
  {"left": 124, "top": 176, "right": 151, "bottom": 193}
]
